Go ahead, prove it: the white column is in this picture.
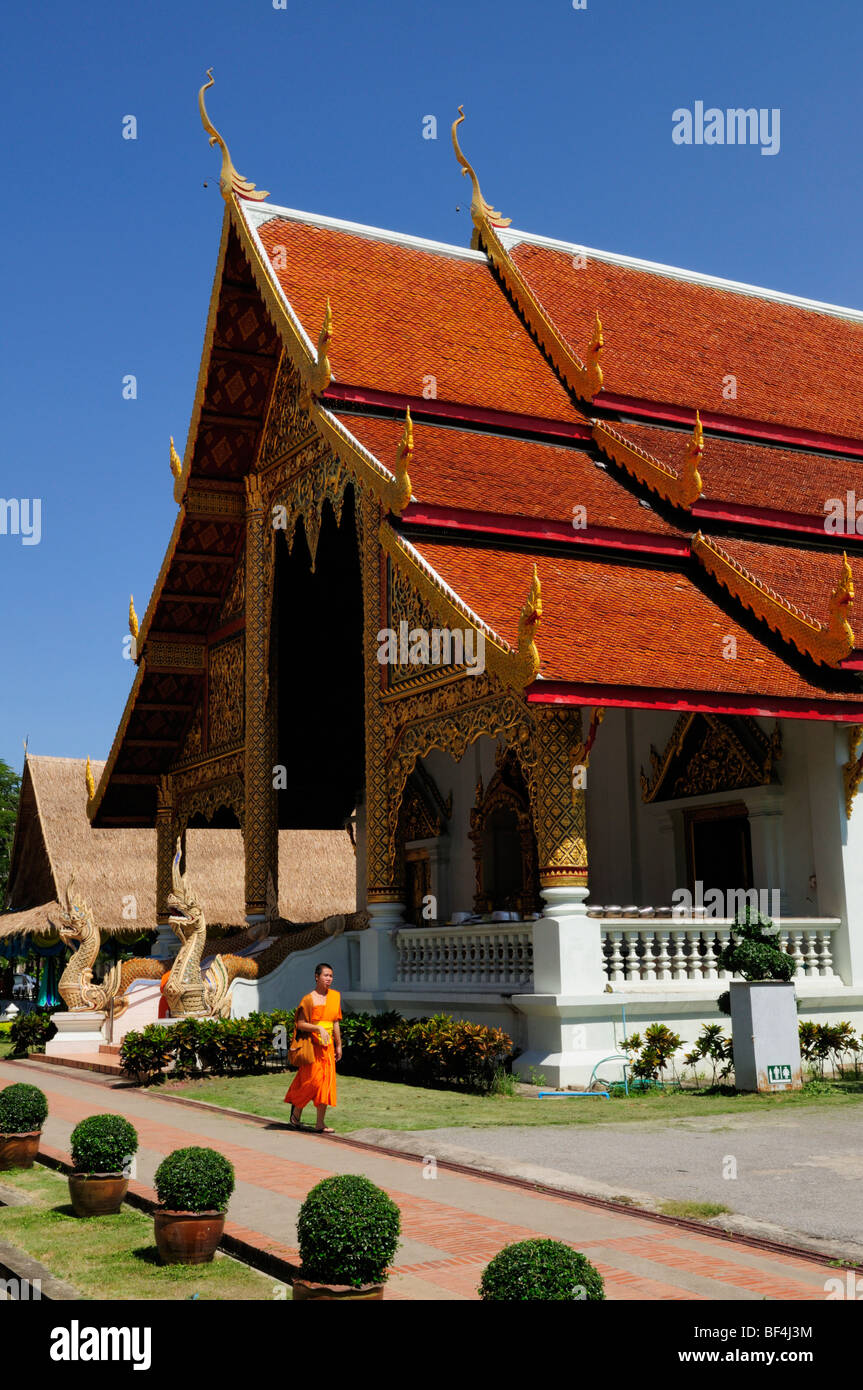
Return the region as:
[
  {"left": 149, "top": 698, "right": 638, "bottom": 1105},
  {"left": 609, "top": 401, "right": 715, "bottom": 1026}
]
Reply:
[
  {"left": 358, "top": 900, "right": 404, "bottom": 991},
  {"left": 746, "top": 786, "right": 785, "bottom": 907}
]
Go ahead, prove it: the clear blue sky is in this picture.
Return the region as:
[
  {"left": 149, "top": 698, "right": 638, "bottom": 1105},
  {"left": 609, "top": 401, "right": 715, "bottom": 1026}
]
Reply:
[{"left": 1, "top": 0, "right": 861, "bottom": 775}]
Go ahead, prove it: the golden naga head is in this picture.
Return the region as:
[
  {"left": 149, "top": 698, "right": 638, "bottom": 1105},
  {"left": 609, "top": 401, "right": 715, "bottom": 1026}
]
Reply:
[{"left": 451, "top": 106, "right": 512, "bottom": 232}]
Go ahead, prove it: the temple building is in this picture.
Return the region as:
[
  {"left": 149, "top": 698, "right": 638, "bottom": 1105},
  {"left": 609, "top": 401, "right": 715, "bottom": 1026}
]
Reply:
[{"left": 88, "top": 80, "right": 863, "bottom": 1081}]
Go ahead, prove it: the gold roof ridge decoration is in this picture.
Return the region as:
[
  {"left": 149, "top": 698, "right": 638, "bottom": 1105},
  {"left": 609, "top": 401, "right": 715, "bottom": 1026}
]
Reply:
[
  {"left": 843, "top": 723, "right": 863, "bottom": 818},
  {"left": 129, "top": 595, "right": 139, "bottom": 645},
  {"left": 170, "top": 436, "right": 183, "bottom": 486},
  {"left": 387, "top": 407, "right": 413, "bottom": 515},
  {"left": 85, "top": 756, "right": 95, "bottom": 804},
  {"left": 692, "top": 533, "right": 855, "bottom": 667},
  {"left": 516, "top": 564, "right": 542, "bottom": 686},
  {"left": 451, "top": 107, "right": 604, "bottom": 403},
  {"left": 198, "top": 69, "right": 269, "bottom": 203},
  {"left": 586, "top": 313, "right": 604, "bottom": 398},
  {"left": 592, "top": 417, "right": 704, "bottom": 509}
]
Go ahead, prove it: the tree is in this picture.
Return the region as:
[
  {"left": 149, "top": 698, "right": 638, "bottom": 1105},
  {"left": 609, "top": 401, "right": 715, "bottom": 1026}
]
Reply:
[{"left": 0, "top": 759, "right": 22, "bottom": 912}]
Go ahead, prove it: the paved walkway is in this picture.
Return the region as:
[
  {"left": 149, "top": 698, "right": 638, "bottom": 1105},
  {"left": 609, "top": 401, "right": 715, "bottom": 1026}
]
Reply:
[
  {"left": 0, "top": 1059, "right": 842, "bottom": 1301},
  {"left": 367, "top": 1106, "right": 863, "bottom": 1256}
]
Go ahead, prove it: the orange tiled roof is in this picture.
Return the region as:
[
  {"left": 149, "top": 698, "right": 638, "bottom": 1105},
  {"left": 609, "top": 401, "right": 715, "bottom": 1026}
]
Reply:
[
  {"left": 615, "top": 420, "right": 863, "bottom": 523},
  {"left": 695, "top": 535, "right": 863, "bottom": 648},
  {"left": 339, "top": 412, "right": 684, "bottom": 538},
  {"left": 253, "top": 216, "right": 585, "bottom": 424},
  {"left": 407, "top": 536, "right": 863, "bottom": 702},
  {"left": 507, "top": 240, "right": 863, "bottom": 441}
]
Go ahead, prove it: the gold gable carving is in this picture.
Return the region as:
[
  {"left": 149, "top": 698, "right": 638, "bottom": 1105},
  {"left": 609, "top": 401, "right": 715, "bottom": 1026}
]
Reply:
[
  {"left": 641, "top": 714, "right": 782, "bottom": 804},
  {"left": 209, "top": 637, "right": 245, "bottom": 750}
]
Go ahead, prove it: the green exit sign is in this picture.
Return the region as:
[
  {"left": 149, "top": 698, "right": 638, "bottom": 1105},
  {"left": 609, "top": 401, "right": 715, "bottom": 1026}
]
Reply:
[{"left": 767, "top": 1064, "right": 793, "bottom": 1084}]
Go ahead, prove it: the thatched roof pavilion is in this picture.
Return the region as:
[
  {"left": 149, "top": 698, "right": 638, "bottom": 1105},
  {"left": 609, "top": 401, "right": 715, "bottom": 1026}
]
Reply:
[{"left": 1, "top": 756, "right": 357, "bottom": 941}]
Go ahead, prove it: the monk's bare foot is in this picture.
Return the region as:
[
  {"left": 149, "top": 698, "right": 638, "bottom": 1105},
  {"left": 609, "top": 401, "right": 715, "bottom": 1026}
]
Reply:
[{"left": 314, "top": 1124, "right": 334, "bottom": 1133}]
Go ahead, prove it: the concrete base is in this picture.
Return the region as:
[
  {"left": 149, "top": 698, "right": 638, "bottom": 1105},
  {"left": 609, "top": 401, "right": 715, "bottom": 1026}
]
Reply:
[
  {"left": 45, "top": 1011, "right": 108, "bottom": 1055},
  {"left": 731, "top": 980, "right": 803, "bottom": 1092}
]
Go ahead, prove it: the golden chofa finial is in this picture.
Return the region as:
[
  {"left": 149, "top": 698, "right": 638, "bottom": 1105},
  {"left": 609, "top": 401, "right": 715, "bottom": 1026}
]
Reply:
[
  {"left": 681, "top": 411, "right": 705, "bottom": 506},
  {"left": 452, "top": 107, "right": 512, "bottom": 243},
  {"left": 387, "top": 407, "right": 413, "bottom": 515},
  {"left": 129, "top": 595, "right": 139, "bottom": 642},
  {"left": 169, "top": 436, "right": 182, "bottom": 483},
  {"left": 585, "top": 312, "right": 604, "bottom": 398},
  {"left": 313, "top": 298, "right": 333, "bottom": 393},
  {"left": 85, "top": 756, "right": 95, "bottom": 803},
  {"left": 198, "top": 69, "right": 269, "bottom": 203},
  {"left": 829, "top": 551, "right": 855, "bottom": 648},
  {"left": 515, "top": 564, "right": 542, "bottom": 686}
]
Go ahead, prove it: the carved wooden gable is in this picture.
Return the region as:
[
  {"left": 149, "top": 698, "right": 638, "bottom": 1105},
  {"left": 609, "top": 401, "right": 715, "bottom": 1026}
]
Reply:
[{"left": 641, "top": 714, "right": 781, "bottom": 803}]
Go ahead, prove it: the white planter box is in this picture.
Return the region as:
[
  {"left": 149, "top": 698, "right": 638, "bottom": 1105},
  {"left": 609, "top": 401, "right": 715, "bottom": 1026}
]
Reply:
[{"left": 730, "top": 980, "right": 802, "bottom": 1092}]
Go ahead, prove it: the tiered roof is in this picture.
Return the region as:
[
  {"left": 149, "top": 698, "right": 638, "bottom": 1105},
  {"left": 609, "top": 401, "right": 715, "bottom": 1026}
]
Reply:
[{"left": 91, "top": 85, "right": 863, "bottom": 825}]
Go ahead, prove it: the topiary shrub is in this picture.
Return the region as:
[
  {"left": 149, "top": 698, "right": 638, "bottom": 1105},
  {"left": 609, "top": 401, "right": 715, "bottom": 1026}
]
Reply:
[
  {"left": 297, "top": 1174, "right": 401, "bottom": 1287},
  {"left": 719, "top": 906, "right": 795, "bottom": 984},
  {"left": 479, "top": 1238, "right": 605, "bottom": 1301},
  {"left": 0, "top": 1082, "right": 48, "bottom": 1134},
  {"left": 154, "top": 1146, "right": 234, "bottom": 1213},
  {"left": 70, "top": 1114, "right": 139, "bottom": 1175}
]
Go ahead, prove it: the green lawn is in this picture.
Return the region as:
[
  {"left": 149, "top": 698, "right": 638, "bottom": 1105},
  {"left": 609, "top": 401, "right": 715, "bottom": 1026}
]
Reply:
[
  {"left": 0, "top": 1165, "right": 283, "bottom": 1300},
  {"left": 166, "top": 1069, "right": 863, "bottom": 1131}
]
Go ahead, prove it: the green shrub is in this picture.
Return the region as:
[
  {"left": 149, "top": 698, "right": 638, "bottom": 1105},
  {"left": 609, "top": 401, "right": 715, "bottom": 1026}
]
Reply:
[
  {"left": 719, "top": 906, "right": 795, "bottom": 984},
  {"left": 8, "top": 1010, "right": 54, "bottom": 1056},
  {"left": 70, "top": 1114, "right": 138, "bottom": 1175},
  {"left": 622, "top": 1023, "right": 683, "bottom": 1082},
  {"left": 297, "top": 1175, "right": 400, "bottom": 1287},
  {"left": 154, "top": 1146, "right": 234, "bottom": 1213},
  {"left": 120, "top": 1023, "right": 174, "bottom": 1082},
  {"left": 683, "top": 1023, "right": 733, "bottom": 1086},
  {"left": 0, "top": 1082, "right": 48, "bottom": 1134},
  {"left": 480, "top": 1238, "right": 605, "bottom": 1301}
]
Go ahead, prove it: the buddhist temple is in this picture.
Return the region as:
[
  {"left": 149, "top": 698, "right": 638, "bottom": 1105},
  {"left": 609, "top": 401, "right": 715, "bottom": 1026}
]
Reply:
[{"left": 87, "top": 78, "right": 863, "bottom": 1081}]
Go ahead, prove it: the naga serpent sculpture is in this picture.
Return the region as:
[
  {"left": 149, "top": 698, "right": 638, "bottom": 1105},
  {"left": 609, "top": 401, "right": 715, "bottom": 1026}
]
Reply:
[
  {"left": 163, "top": 840, "right": 210, "bottom": 1018},
  {"left": 57, "top": 877, "right": 163, "bottom": 1013}
]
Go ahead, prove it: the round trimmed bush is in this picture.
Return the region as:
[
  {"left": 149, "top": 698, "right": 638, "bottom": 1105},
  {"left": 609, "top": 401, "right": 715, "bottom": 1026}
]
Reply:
[
  {"left": 479, "top": 1238, "right": 605, "bottom": 1301},
  {"left": 70, "top": 1114, "right": 138, "bottom": 1175},
  {"left": 154, "top": 1146, "right": 234, "bottom": 1213},
  {"left": 0, "top": 1083, "right": 48, "bottom": 1135},
  {"left": 297, "top": 1174, "right": 400, "bottom": 1287}
]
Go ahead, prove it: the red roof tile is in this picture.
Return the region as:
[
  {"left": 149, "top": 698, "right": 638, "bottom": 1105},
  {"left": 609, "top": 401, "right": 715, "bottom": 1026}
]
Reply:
[
  {"left": 339, "top": 413, "right": 684, "bottom": 538},
  {"left": 407, "top": 536, "right": 863, "bottom": 702},
  {"left": 508, "top": 240, "right": 863, "bottom": 440},
  {"left": 254, "top": 217, "right": 584, "bottom": 424}
]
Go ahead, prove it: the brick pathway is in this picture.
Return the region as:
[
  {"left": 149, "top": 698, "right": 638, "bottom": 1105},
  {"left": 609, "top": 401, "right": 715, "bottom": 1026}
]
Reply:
[{"left": 0, "top": 1059, "right": 841, "bottom": 1301}]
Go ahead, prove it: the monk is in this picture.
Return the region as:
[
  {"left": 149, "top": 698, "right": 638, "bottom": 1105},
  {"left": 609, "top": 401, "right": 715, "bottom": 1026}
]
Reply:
[{"left": 285, "top": 963, "right": 342, "bottom": 1133}]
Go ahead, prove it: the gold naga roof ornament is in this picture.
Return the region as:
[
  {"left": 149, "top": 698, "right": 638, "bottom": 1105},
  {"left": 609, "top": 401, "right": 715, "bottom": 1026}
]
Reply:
[
  {"left": 169, "top": 436, "right": 182, "bottom": 483},
  {"left": 452, "top": 106, "right": 512, "bottom": 243},
  {"left": 85, "top": 756, "right": 96, "bottom": 804},
  {"left": 129, "top": 595, "right": 139, "bottom": 643},
  {"left": 681, "top": 411, "right": 705, "bottom": 506},
  {"left": 301, "top": 299, "right": 333, "bottom": 407},
  {"left": 585, "top": 313, "right": 604, "bottom": 398},
  {"left": 692, "top": 535, "right": 855, "bottom": 667},
  {"left": 198, "top": 69, "right": 269, "bottom": 203},
  {"left": 515, "top": 564, "right": 542, "bottom": 686},
  {"left": 387, "top": 407, "right": 413, "bottom": 515}
]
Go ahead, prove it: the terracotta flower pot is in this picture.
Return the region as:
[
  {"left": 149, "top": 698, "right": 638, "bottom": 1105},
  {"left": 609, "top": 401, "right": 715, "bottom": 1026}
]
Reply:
[
  {"left": 0, "top": 1132, "right": 41, "bottom": 1171},
  {"left": 154, "top": 1209, "right": 226, "bottom": 1265},
  {"left": 292, "top": 1276, "right": 385, "bottom": 1301},
  {"left": 68, "top": 1173, "right": 129, "bottom": 1217}
]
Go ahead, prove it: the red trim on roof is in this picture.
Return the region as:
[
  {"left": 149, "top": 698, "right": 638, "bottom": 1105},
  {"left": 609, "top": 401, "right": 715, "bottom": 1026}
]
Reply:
[
  {"left": 322, "top": 384, "right": 593, "bottom": 443},
  {"left": 400, "top": 503, "right": 691, "bottom": 558},
  {"left": 692, "top": 498, "right": 835, "bottom": 538},
  {"left": 598, "top": 394, "right": 863, "bottom": 460},
  {"left": 526, "top": 681, "right": 863, "bottom": 722}
]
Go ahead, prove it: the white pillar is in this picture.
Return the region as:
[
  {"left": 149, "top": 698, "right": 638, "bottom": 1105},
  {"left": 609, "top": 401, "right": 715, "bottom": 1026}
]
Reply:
[{"left": 359, "top": 900, "right": 404, "bottom": 991}]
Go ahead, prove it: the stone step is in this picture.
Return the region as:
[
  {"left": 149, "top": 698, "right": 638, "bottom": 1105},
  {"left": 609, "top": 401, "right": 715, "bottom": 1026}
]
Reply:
[
  {"left": 98, "top": 1045, "right": 122, "bottom": 1056},
  {"left": 28, "top": 1051, "right": 126, "bottom": 1077}
]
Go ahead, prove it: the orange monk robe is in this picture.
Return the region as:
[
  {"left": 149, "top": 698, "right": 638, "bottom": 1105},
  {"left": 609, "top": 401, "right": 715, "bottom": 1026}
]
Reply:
[{"left": 285, "top": 989, "right": 342, "bottom": 1109}]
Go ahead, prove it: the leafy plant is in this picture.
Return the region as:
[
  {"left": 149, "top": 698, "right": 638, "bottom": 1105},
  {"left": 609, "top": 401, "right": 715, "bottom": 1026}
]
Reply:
[
  {"left": 297, "top": 1174, "right": 400, "bottom": 1287},
  {"left": 154, "top": 1147, "right": 235, "bottom": 1213},
  {"left": 70, "top": 1114, "right": 138, "bottom": 1175},
  {"left": 479, "top": 1238, "right": 605, "bottom": 1301},
  {"left": 8, "top": 1009, "right": 54, "bottom": 1056},
  {"left": 719, "top": 905, "right": 795, "bottom": 984},
  {"left": 799, "top": 1020, "right": 860, "bottom": 1080},
  {"left": 120, "top": 1023, "right": 175, "bottom": 1082},
  {"left": 622, "top": 1023, "right": 683, "bottom": 1082},
  {"left": 683, "top": 1023, "right": 734, "bottom": 1086},
  {"left": 0, "top": 1082, "right": 48, "bottom": 1134}
]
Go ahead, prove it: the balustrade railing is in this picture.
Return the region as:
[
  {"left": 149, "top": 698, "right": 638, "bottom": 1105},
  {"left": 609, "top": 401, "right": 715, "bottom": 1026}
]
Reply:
[
  {"left": 394, "top": 923, "right": 534, "bottom": 990},
  {"left": 601, "top": 918, "right": 841, "bottom": 986}
]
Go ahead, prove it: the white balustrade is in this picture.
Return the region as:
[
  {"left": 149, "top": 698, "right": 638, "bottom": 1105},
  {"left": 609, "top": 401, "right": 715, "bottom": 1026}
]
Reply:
[
  {"left": 394, "top": 923, "right": 534, "bottom": 990},
  {"left": 600, "top": 918, "right": 840, "bottom": 987}
]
